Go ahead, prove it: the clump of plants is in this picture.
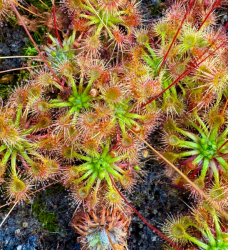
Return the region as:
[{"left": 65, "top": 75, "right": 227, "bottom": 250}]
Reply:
[
  {"left": 0, "top": 82, "right": 60, "bottom": 201},
  {"left": 132, "top": 0, "right": 228, "bottom": 116},
  {"left": 61, "top": 0, "right": 141, "bottom": 55},
  {"left": 163, "top": 197, "right": 228, "bottom": 250},
  {"left": 1, "top": 0, "right": 228, "bottom": 250},
  {"left": 162, "top": 106, "right": 228, "bottom": 191}
]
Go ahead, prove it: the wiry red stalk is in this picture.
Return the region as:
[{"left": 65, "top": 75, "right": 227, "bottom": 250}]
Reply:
[
  {"left": 29, "top": 182, "right": 56, "bottom": 196},
  {"left": 193, "top": 20, "right": 228, "bottom": 66},
  {"left": 190, "top": 167, "right": 200, "bottom": 179},
  {"left": 51, "top": 0, "right": 63, "bottom": 48},
  {"left": 109, "top": 174, "right": 184, "bottom": 250},
  {"left": 188, "top": 19, "right": 228, "bottom": 75},
  {"left": 157, "top": 0, "right": 195, "bottom": 76},
  {"left": 0, "top": 65, "right": 41, "bottom": 74},
  {"left": 180, "top": 155, "right": 196, "bottom": 166},
  {"left": 8, "top": 0, "right": 70, "bottom": 96},
  {"left": 218, "top": 140, "right": 228, "bottom": 152},
  {"left": 109, "top": 133, "right": 121, "bottom": 152},
  {"left": 0, "top": 182, "right": 55, "bottom": 209},
  {"left": 141, "top": 38, "right": 227, "bottom": 108},
  {"left": 216, "top": 152, "right": 228, "bottom": 158},
  {"left": 20, "top": 157, "right": 30, "bottom": 171},
  {"left": 197, "top": 0, "right": 220, "bottom": 31}
]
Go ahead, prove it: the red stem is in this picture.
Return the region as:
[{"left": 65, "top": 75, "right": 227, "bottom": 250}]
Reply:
[
  {"left": 197, "top": 0, "right": 219, "bottom": 31},
  {"left": 109, "top": 174, "right": 184, "bottom": 250},
  {"left": 141, "top": 39, "right": 227, "bottom": 109},
  {"left": 218, "top": 140, "right": 228, "bottom": 152},
  {"left": 8, "top": 0, "right": 70, "bottom": 96},
  {"left": 27, "top": 133, "right": 49, "bottom": 139},
  {"left": 116, "top": 163, "right": 129, "bottom": 168},
  {"left": 199, "top": 20, "right": 228, "bottom": 61},
  {"left": 0, "top": 65, "right": 41, "bottom": 74},
  {"left": 157, "top": 0, "right": 195, "bottom": 76},
  {"left": 28, "top": 182, "right": 56, "bottom": 196},
  {"left": 190, "top": 167, "right": 200, "bottom": 179},
  {"left": 180, "top": 155, "right": 196, "bottom": 166},
  {"left": 216, "top": 152, "right": 228, "bottom": 158},
  {"left": 189, "top": 19, "right": 228, "bottom": 74},
  {"left": 51, "top": 0, "right": 63, "bottom": 48},
  {"left": 20, "top": 156, "right": 30, "bottom": 171},
  {"left": 109, "top": 133, "right": 121, "bottom": 152}
]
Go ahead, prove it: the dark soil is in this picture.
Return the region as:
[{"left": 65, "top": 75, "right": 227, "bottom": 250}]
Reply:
[
  {"left": 128, "top": 158, "right": 190, "bottom": 249},
  {"left": 0, "top": 25, "right": 28, "bottom": 71},
  {"left": 0, "top": 25, "right": 29, "bottom": 100},
  {"left": 0, "top": 187, "right": 80, "bottom": 250}
]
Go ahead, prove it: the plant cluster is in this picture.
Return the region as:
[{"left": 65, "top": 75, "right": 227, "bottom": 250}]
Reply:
[
  {"left": 163, "top": 197, "right": 228, "bottom": 250},
  {"left": 162, "top": 108, "right": 228, "bottom": 191},
  {"left": 61, "top": 0, "right": 141, "bottom": 57},
  {"left": 1, "top": 0, "right": 228, "bottom": 249},
  {"left": 135, "top": 0, "right": 228, "bottom": 115}
]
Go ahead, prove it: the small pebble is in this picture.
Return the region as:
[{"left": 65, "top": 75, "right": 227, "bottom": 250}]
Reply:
[
  {"left": 23, "top": 222, "right": 28, "bottom": 228},
  {"left": 15, "top": 229, "right": 20, "bottom": 236}
]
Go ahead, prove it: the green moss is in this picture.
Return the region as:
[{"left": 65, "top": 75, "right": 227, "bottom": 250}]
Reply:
[
  {"left": 0, "top": 74, "right": 14, "bottom": 100},
  {"left": 147, "top": 0, "right": 164, "bottom": 17},
  {"left": 23, "top": 26, "right": 47, "bottom": 56},
  {"left": 26, "top": 0, "right": 52, "bottom": 11},
  {"left": 32, "top": 199, "right": 58, "bottom": 232},
  {"left": 17, "top": 70, "right": 31, "bottom": 83}
]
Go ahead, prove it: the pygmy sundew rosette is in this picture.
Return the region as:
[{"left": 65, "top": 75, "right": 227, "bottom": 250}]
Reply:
[
  {"left": 163, "top": 199, "right": 228, "bottom": 250},
  {"left": 0, "top": 83, "right": 59, "bottom": 202},
  {"left": 162, "top": 106, "right": 228, "bottom": 191},
  {"left": 61, "top": 139, "right": 142, "bottom": 208}
]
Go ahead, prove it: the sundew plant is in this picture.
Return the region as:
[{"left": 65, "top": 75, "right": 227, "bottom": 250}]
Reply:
[{"left": 1, "top": 0, "right": 228, "bottom": 250}]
